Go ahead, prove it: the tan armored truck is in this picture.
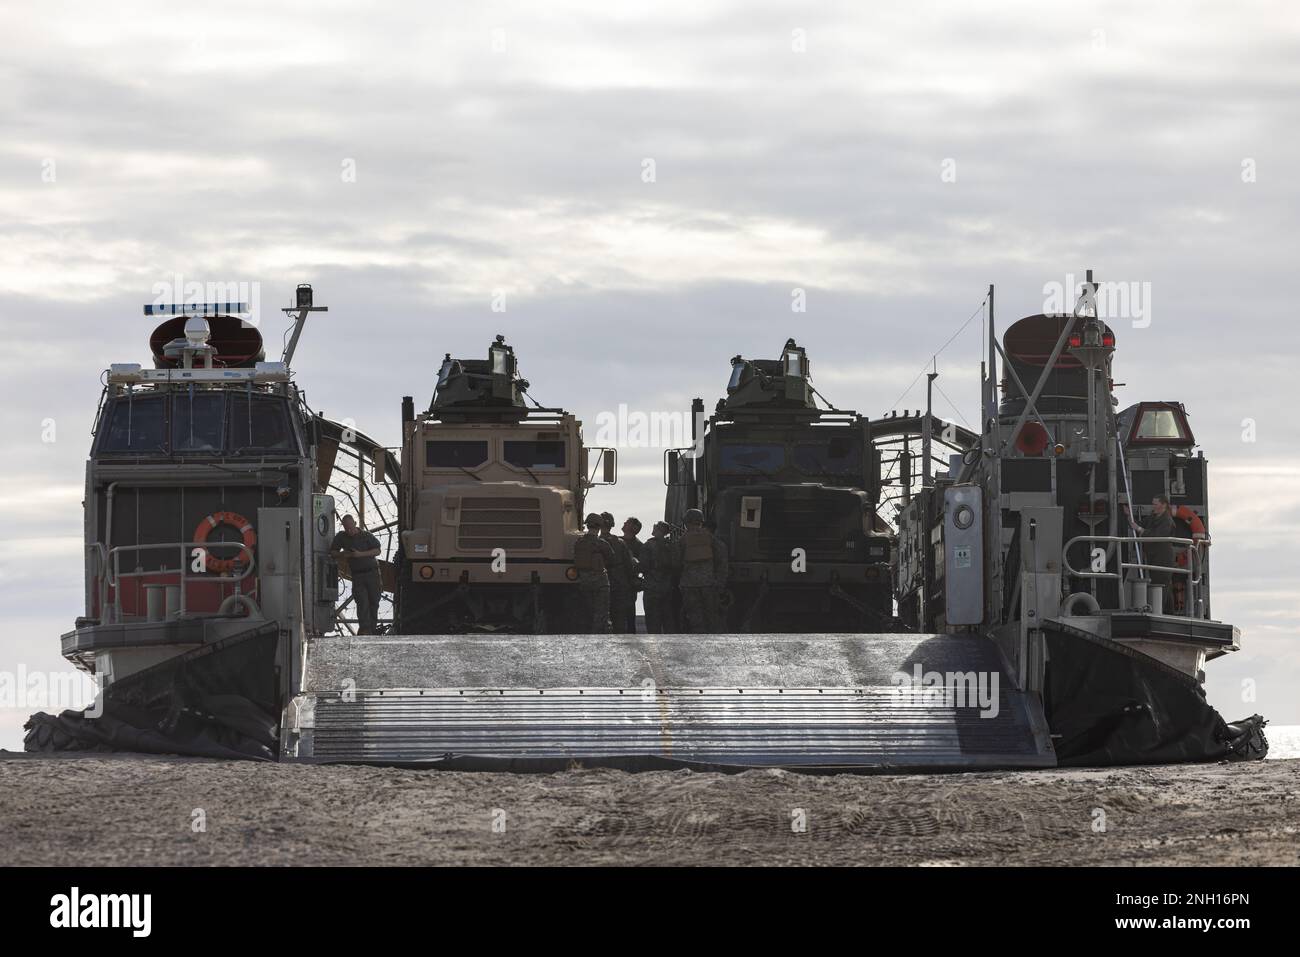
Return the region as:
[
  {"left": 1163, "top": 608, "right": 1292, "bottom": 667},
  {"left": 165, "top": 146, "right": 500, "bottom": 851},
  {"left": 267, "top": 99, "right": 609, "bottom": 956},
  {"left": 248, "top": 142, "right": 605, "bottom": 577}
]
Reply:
[{"left": 395, "top": 336, "right": 616, "bottom": 633}]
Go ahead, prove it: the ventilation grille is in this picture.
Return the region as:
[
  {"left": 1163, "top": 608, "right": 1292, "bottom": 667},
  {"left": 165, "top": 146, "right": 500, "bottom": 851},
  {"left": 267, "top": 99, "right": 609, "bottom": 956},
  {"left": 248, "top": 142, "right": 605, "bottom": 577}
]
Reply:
[{"left": 457, "top": 496, "right": 543, "bottom": 551}]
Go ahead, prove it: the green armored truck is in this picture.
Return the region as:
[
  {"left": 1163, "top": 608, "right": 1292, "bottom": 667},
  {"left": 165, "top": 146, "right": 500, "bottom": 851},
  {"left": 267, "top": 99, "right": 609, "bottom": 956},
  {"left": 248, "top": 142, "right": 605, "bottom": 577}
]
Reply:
[{"left": 665, "top": 339, "right": 894, "bottom": 632}]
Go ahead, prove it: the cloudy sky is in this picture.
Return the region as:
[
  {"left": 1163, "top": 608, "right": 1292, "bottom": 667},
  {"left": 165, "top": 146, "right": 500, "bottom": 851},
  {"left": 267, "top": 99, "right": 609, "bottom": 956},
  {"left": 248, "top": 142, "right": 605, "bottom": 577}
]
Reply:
[{"left": 1, "top": 1, "right": 1297, "bottom": 748}]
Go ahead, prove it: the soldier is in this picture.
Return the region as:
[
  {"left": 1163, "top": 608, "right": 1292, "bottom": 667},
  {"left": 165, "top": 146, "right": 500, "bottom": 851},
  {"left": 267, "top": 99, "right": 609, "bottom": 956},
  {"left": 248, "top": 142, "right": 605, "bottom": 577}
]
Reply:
[
  {"left": 574, "top": 513, "right": 616, "bottom": 633},
  {"left": 703, "top": 517, "right": 729, "bottom": 627},
  {"left": 599, "top": 512, "right": 638, "bottom": 633},
  {"left": 640, "top": 521, "right": 679, "bottom": 633},
  {"left": 621, "top": 517, "right": 644, "bottom": 630},
  {"left": 621, "top": 517, "right": 644, "bottom": 559},
  {"left": 677, "top": 508, "right": 728, "bottom": 633},
  {"left": 666, "top": 521, "right": 686, "bottom": 631}
]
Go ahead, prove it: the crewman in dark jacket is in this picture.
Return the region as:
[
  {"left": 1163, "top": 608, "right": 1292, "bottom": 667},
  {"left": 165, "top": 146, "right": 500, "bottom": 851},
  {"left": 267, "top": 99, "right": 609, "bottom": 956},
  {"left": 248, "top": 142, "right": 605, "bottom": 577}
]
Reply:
[
  {"left": 1130, "top": 494, "right": 1176, "bottom": 587},
  {"left": 331, "top": 514, "right": 383, "bottom": 634}
]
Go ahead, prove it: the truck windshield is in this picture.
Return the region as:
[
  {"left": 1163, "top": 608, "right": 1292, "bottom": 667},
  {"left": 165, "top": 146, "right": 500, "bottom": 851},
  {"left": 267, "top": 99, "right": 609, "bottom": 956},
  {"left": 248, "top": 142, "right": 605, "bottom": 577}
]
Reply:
[
  {"left": 504, "top": 441, "right": 566, "bottom": 469},
  {"left": 426, "top": 440, "right": 489, "bottom": 468},
  {"left": 719, "top": 443, "right": 784, "bottom": 474},
  {"left": 793, "top": 437, "right": 859, "bottom": 477}
]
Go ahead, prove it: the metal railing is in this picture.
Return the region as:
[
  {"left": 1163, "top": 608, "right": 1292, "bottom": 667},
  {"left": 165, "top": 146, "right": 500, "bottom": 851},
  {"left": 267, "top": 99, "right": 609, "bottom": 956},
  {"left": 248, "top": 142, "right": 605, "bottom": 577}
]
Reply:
[
  {"left": 94, "top": 540, "right": 259, "bottom": 624},
  {"left": 1062, "top": 534, "right": 1206, "bottom": 619}
]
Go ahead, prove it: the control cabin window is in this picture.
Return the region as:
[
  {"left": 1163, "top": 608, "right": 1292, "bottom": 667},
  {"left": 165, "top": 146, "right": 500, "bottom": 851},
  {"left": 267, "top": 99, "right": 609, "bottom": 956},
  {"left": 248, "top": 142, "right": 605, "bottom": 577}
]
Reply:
[
  {"left": 97, "top": 392, "right": 296, "bottom": 456},
  {"left": 229, "top": 394, "right": 296, "bottom": 452},
  {"left": 793, "top": 437, "right": 860, "bottom": 477},
  {"left": 99, "top": 394, "right": 167, "bottom": 452},
  {"left": 171, "top": 392, "right": 225, "bottom": 453},
  {"left": 426, "top": 440, "right": 489, "bottom": 468},
  {"left": 504, "top": 440, "right": 566, "bottom": 469},
  {"left": 1132, "top": 407, "right": 1191, "bottom": 444},
  {"left": 719, "top": 443, "right": 785, "bottom": 474}
]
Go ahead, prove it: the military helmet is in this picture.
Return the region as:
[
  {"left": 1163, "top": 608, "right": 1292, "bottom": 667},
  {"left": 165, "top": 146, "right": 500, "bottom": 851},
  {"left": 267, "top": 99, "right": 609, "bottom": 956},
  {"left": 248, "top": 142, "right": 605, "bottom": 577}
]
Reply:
[
  {"left": 584, "top": 512, "right": 603, "bottom": 528},
  {"left": 684, "top": 508, "right": 704, "bottom": 525}
]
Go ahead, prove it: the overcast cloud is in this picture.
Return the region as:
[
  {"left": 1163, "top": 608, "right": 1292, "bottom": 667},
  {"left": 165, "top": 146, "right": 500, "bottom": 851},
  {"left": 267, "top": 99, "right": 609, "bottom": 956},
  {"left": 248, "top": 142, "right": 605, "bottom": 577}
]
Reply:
[{"left": 1, "top": 0, "right": 1297, "bottom": 747}]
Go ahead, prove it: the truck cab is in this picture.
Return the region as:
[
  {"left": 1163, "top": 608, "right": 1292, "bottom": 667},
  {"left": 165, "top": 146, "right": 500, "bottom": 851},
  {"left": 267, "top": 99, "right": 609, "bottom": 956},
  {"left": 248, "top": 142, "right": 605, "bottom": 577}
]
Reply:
[
  {"left": 666, "top": 339, "right": 893, "bottom": 631},
  {"left": 397, "top": 336, "right": 615, "bottom": 633}
]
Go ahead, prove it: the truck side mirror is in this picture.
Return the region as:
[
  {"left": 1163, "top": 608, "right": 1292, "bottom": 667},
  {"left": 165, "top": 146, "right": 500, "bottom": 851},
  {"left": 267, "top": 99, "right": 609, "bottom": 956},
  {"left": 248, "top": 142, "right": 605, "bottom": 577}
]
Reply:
[
  {"left": 664, "top": 448, "right": 692, "bottom": 487},
  {"left": 588, "top": 448, "right": 617, "bottom": 486},
  {"left": 372, "top": 448, "right": 386, "bottom": 484}
]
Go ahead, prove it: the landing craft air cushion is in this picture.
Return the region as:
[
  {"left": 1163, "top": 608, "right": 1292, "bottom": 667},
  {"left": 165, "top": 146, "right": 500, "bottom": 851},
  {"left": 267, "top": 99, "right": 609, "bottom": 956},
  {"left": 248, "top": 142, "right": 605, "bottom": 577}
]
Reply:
[
  {"left": 891, "top": 275, "right": 1266, "bottom": 764},
  {"left": 28, "top": 275, "right": 1267, "bottom": 769},
  {"left": 25, "top": 285, "right": 400, "bottom": 757}
]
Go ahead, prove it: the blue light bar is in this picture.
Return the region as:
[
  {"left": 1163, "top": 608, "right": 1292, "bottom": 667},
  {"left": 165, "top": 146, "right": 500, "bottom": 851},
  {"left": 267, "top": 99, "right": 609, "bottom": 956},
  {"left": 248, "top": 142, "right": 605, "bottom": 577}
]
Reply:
[{"left": 143, "top": 302, "right": 250, "bottom": 316}]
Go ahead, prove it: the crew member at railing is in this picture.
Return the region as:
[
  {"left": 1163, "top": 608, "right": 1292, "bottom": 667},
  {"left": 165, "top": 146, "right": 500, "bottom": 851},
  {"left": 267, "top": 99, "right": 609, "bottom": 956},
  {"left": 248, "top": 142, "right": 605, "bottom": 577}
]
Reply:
[
  {"left": 1125, "top": 494, "right": 1175, "bottom": 590},
  {"left": 331, "top": 514, "right": 383, "bottom": 634}
]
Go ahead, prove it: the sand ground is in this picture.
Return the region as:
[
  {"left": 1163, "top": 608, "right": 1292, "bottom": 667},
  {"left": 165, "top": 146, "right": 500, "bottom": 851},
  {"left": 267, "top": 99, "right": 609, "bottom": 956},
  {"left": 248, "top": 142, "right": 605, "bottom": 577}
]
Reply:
[{"left": 1, "top": 755, "right": 1297, "bottom": 866}]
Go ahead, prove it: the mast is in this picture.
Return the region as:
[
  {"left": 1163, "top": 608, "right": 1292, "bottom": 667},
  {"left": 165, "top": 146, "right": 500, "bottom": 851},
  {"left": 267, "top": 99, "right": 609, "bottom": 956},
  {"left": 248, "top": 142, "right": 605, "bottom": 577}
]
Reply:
[
  {"left": 922, "top": 366, "right": 937, "bottom": 487},
  {"left": 282, "top": 284, "right": 328, "bottom": 369}
]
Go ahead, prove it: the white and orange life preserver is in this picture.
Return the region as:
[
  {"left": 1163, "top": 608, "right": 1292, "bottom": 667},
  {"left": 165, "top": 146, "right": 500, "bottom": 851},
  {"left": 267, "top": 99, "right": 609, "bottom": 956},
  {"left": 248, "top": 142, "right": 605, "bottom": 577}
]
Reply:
[{"left": 194, "top": 511, "right": 257, "bottom": 574}]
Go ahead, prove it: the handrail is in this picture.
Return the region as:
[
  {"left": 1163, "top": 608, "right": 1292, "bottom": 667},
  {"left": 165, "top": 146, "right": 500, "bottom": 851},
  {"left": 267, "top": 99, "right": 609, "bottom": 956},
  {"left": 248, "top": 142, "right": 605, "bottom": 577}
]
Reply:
[
  {"left": 87, "top": 542, "right": 109, "bottom": 621},
  {"left": 1063, "top": 534, "right": 1206, "bottom": 618},
  {"left": 99, "top": 540, "right": 259, "bottom": 623},
  {"left": 1115, "top": 439, "right": 1143, "bottom": 567}
]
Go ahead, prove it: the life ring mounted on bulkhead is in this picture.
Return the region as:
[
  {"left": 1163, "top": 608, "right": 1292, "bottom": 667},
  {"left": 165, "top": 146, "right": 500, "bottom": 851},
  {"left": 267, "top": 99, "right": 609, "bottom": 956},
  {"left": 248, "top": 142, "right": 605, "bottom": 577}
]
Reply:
[{"left": 193, "top": 511, "right": 257, "bottom": 574}]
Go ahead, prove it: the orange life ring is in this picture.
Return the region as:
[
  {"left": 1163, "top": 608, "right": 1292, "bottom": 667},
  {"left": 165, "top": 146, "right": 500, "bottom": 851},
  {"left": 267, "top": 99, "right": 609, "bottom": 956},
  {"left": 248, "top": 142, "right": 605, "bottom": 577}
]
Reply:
[
  {"left": 1173, "top": 505, "right": 1207, "bottom": 539},
  {"left": 194, "top": 511, "right": 257, "bottom": 574}
]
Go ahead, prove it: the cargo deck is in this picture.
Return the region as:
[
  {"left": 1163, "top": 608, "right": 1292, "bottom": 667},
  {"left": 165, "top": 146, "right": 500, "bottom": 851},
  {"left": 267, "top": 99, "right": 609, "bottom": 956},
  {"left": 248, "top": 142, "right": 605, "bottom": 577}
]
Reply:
[{"left": 286, "top": 633, "right": 1056, "bottom": 770}]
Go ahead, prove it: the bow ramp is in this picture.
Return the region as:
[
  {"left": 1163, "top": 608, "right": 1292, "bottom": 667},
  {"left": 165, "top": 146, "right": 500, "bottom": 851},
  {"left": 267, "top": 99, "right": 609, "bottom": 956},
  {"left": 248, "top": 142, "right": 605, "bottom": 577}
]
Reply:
[{"left": 284, "top": 633, "right": 1055, "bottom": 771}]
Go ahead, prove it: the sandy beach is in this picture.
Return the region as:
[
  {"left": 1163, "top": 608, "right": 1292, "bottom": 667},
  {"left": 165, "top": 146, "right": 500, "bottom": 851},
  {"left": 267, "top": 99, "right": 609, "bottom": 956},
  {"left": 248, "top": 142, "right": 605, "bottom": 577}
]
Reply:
[{"left": 1, "top": 755, "right": 1296, "bottom": 866}]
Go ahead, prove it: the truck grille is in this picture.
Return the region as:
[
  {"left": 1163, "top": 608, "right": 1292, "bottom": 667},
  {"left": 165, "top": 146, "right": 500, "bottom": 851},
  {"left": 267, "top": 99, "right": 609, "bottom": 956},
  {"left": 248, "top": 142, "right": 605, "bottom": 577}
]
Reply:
[
  {"left": 458, "top": 497, "right": 543, "bottom": 551},
  {"left": 728, "top": 488, "right": 868, "bottom": 564},
  {"left": 754, "top": 499, "right": 858, "bottom": 562}
]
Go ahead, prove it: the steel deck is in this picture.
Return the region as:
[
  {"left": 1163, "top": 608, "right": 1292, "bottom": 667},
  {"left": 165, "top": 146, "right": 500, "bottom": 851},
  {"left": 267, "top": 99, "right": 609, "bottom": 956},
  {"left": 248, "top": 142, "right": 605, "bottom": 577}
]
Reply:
[{"left": 288, "top": 633, "right": 1055, "bottom": 770}]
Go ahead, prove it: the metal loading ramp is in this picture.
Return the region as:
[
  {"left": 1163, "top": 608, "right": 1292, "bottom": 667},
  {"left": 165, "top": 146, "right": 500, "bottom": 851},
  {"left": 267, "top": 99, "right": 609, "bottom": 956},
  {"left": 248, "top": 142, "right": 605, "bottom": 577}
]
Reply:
[{"left": 287, "top": 633, "right": 1056, "bottom": 770}]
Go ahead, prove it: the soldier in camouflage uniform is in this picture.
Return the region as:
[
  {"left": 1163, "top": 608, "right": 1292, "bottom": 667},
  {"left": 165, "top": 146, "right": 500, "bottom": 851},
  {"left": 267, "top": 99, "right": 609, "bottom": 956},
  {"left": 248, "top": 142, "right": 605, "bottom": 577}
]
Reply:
[
  {"left": 640, "top": 521, "right": 679, "bottom": 633},
  {"left": 621, "top": 517, "right": 644, "bottom": 631},
  {"left": 676, "top": 508, "right": 728, "bottom": 633},
  {"left": 573, "top": 513, "right": 616, "bottom": 633},
  {"left": 600, "top": 512, "right": 639, "bottom": 633}
]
